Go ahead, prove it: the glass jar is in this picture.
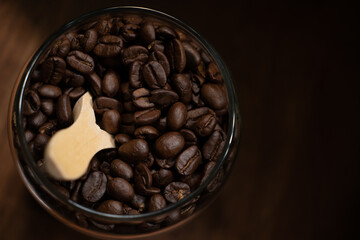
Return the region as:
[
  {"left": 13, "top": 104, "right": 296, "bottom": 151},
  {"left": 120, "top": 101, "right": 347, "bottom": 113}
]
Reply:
[{"left": 8, "top": 6, "right": 241, "bottom": 239}]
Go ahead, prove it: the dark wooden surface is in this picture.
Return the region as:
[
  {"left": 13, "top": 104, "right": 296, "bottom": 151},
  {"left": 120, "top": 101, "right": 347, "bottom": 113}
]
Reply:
[{"left": 0, "top": 0, "right": 359, "bottom": 239}]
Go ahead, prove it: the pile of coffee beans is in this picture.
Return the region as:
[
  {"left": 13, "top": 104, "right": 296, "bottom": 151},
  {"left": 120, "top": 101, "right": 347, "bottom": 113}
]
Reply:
[{"left": 22, "top": 13, "right": 228, "bottom": 229}]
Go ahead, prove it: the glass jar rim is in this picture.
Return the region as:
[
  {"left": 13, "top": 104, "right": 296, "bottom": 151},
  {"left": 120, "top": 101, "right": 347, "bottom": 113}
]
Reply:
[{"left": 13, "top": 6, "right": 240, "bottom": 222}]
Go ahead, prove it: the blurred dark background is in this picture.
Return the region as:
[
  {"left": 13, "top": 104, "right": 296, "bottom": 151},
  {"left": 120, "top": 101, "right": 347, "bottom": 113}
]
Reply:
[{"left": 0, "top": 0, "right": 359, "bottom": 239}]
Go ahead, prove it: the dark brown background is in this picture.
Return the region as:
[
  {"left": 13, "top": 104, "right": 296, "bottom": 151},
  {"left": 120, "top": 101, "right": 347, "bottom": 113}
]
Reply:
[{"left": 0, "top": 0, "right": 359, "bottom": 239}]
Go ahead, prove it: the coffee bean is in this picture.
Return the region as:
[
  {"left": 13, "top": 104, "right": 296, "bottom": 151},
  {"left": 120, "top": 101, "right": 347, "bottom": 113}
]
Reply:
[
  {"left": 93, "top": 97, "right": 122, "bottom": 115},
  {"left": 119, "top": 124, "right": 136, "bottom": 136},
  {"left": 143, "top": 61, "right": 167, "bottom": 89},
  {"left": 149, "top": 51, "right": 170, "bottom": 76},
  {"left": 110, "top": 159, "right": 133, "bottom": 181},
  {"left": 118, "top": 139, "right": 149, "bottom": 163},
  {"left": 71, "top": 34, "right": 84, "bottom": 50},
  {"left": 114, "top": 133, "right": 131, "bottom": 145},
  {"left": 99, "top": 161, "right": 111, "bottom": 175},
  {"left": 149, "top": 89, "right": 179, "bottom": 108},
  {"left": 93, "top": 35, "right": 123, "bottom": 57},
  {"left": 97, "top": 200, "right": 123, "bottom": 215},
  {"left": 172, "top": 74, "right": 192, "bottom": 104},
  {"left": 56, "top": 94, "right": 73, "bottom": 127},
  {"left": 195, "top": 113, "right": 217, "bottom": 137},
  {"left": 200, "top": 83, "right": 227, "bottom": 110},
  {"left": 121, "top": 24, "right": 140, "bottom": 41},
  {"left": 86, "top": 72, "right": 102, "bottom": 96},
  {"left": 180, "top": 129, "right": 197, "bottom": 147},
  {"left": 140, "top": 22, "right": 155, "bottom": 44},
  {"left": 129, "top": 61, "right": 143, "bottom": 88},
  {"left": 23, "top": 90, "right": 40, "bottom": 116},
  {"left": 166, "top": 39, "right": 186, "bottom": 73},
  {"left": 40, "top": 98, "right": 55, "bottom": 116},
  {"left": 50, "top": 37, "right": 71, "bottom": 58},
  {"left": 34, "top": 133, "right": 50, "bottom": 155},
  {"left": 107, "top": 177, "right": 135, "bottom": 202},
  {"left": 156, "top": 26, "right": 177, "bottom": 40},
  {"left": 155, "top": 157, "right": 176, "bottom": 169},
  {"left": 130, "top": 194, "right": 146, "bottom": 212},
  {"left": 202, "top": 130, "right": 226, "bottom": 162},
  {"left": 144, "top": 152, "right": 155, "bottom": 168},
  {"left": 134, "top": 108, "right": 161, "bottom": 125},
  {"left": 183, "top": 41, "right": 201, "bottom": 69},
  {"left": 38, "top": 120, "right": 57, "bottom": 135},
  {"left": 68, "top": 87, "right": 86, "bottom": 100},
  {"left": 148, "top": 40, "right": 165, "bottom": 52},
  {"left": 95, "top": 19, "right": 112, "bottom": 36},
  {"left": 180, "top": 172, "right": 202, "bottom": 191},
  {"left": 38, "top": 84, "right": 62, "bottom": 98},
  {"left": 168, "top": 102, "right": 187, "bottom": 130},
  {"left": 66, "top": 50, "right": 94, "bottom": 74},
  {"left": 155, "top": 132, "right": 184, "bottom": 159},
  {"left": 41, "top": 56, "right": 66, "bottom": 85},
  {"left": 102, "top": 110, "right": 121, "bottom": 134},
  {"left": 185, "top": 107, "right": 215, "bottom": 130},
  {"left": 122, "top": 45, "right": 148, "bottom": 65},
  {"left": 102, "top": 70, "right": 120, "bottom": 97},
  {"left": 176, "top": 145, "right": 202, "bottom": 175},
  {"left": 82, "top": 29, "right": 98, "bottom": 53},
  {"left": 81, "top": 171, "right": 107, "bottom": 203},
  {"left": 123, "top": 14, "right": 143, "bottom": 24},
  {"left": 164, "top": 182, "right": 191, "bottom": 203},
  {"left": 206, "top": 62, "right": 222, "bottom": 83},
  {"left": 153, "top": 169, "right": 174, "bottom": 187},
  {"left": 65, "top": 69, "right": 85, "bottom": 87},
  {"left": 134, "top": 126, "right": 159, "bottom": 140},
  {"left": 27, "top": 111, "right": 47, "bottom": 130},
  {"left": 134, "top": 163, "right": 160, "bottom": 196},
  {"left": 24, "top": 130, "right": 35, "bottom": 143},
  {"left": 148, "top": 194, "right": 166, "bottom": 212},
  {"left": 132, "top": 88, "right": 154, "bottom": 109}
]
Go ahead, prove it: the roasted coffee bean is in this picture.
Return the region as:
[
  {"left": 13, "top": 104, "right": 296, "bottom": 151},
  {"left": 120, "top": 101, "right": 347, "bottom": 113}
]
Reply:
[
  {"left": 56, "top": 94, "right": 73, "bottom": 127},
  {"left": 155, "top": 116, "right": 167, "bottom": 133},
  {"left": 166, "top": 39, "right": 186, "bottom": 73},
  {"left": 101, "top": 70, "right": 120, "bottom": 97},
  {"left": 148, "top": 40, "right": 165, "bottom": 52},
  {"left": 164, "top": 182, "right": 191, "bottom": 203},
  {"left": 107, "top": 177, "right": 135, "bottom": 202},
  {"left": 129, "top": 61, "right": 143, "bottom": 88},
  {"left": 206, "top": 62, "right": 222, "bottom": 83},
  {"left": 140, "top": 22, "right": 155, "bottom": 44},
  {"left": 86, "top": 72, "right": 102, "bottom": 96},
  {"left": 71, "top": 34, "right": 84, "bottom": 50},
  {"left": 66, "top": 50, "right": 94, "bottom": 74},
  {"left": 176, "top": 146, "right": 202, "bottom": 175},
  {"left": 93, "top": 97, "right": 122, "bottom": 115},
  {"left": 148, "top": 194, "right": 166, "bottom": 212},
  {"left": 180, "top": 172, "right": 202, "bottom": 191},
  {"left": 81, "top": 171, "right": 107, "bottom": 203},
  {"left": 202, "top": 162, "right": 224, "bottom": 192},
  {"left": 172, "top": 74, "right": 192, "bottom": 104},
  {"left": 65, "top": 69, "right": 85, "bottom": 87},
  {"left": 200, "top": 83, "right": 227, "bottom": 110},
  {"left": 134, "top": 163, "right": 160, "bottom": 196},
  {"left": 41, "top": 56, "right": 66, "bottom": 85},
  {"left": 82, "top": 29, "right": 98, "bottom": 53},
  {"left": 132, "top": 88, "right": 154, "bottom": 109},
  {"left": 149, "top": 51, "right": 170, "bottom": 76},
  {"left": 118, "top": 139, "right": 149, "bottom": 163},
  {"left": 130, "top": 194, "right": 146, "bottom": 212},
  {"left": 168, "top": 102, "right": 187, "bottom": 130},
  {"left": 31, "top": 69, "right": 41, "bottom": 82},
  {"left": 183, "top": 41, "right": 201, "bottom": 69},
  {"left": 134, "top": 126, "right": 159, "bottom": 140},
  {"left": 96, "top": 148, "right": 118, "bottom": 162},
  {"left": 24, "top": 130, "right": 35, "bottom": 143},
  {"left": 90, "top": 220, "right": 115, "bottom": 231},
  {"left": 95, "top": 19, "right": 112, "bottom": 36},
  {"left": 143, "top": 61, "right": 167, "bottom": 89},
  {"left": 23, "top": 90, "right": 40, "bottom": 116},
  {"left": 185, "top": 107, "right": 215, "bottom": 129},
  {"left": 50, "top": 37, "right": 71, "bottom": 58},
  {"left": 68, "top": 87, "right": 86, "bottom": 100},
  {"left": 114, "top": 133, "right": 131, "bottom": 145},
  {"left": 102, "top": 110, "right": 121, "bottom": 134},
  {"left": 195, "top": 113, "right": 217, "bottom": 137},
  {"left": 123, "top": 14, "right": 143, "bottom": 24},
  {"left": 89, "top": 156, "right": 100, "bottom": 172},
  {"left": 120, "top": 81, "right": 132, "bottom": 101},
  {"left": 93, "top": 35, "right": 123, "bottom": 57},
  {"left": 144, "top": 152, "right": 155, "bottom": 168},
  {"left": 121, "top": 113, "right": 134, "bottom": 125},
  {"left": 97, "top": 200, "right": 123, "bottom": 215},
  {"left": 110, "top": 159, "right": 133, "bottom": 181},
  {"left": 122, "top": 45, "right": 148, "bottom": 65},
  {"left": 155, "top": 157, "right": 176, "bottom": 169},
  {"left": 149, "top": 89, "right": 179, "bottom": 108},
  {"left": 202, "top": 130, "right": 226, "bottom": 162},
  {"left": 54, "top": 184, "right": 70, "bottom": 198},
  {"left": 38, "top": 84, "right": 62, "bottom": 98},
  {"left": 41, "top": 99, "right": 55, "bottom": 116},
  {"left": 27, "top": 111, "right": 47, "bottom": 129},
  {"left": 155, "top": 131, "right": 184, "bottom": 159},
  {"left": 153, "top": 169, "right": 174, "bottom": 187},
  {"left": 38, "top": 121, "right": 57, "bottom": 135},
  {"left": 180, "top": 129, "right": 197, "bottom": 147},
  {"left": 121, "top": 24, "right": 140, "bottom": 41},
  {"left": 119, "top": 124, "right": 136, "bottom": 136},
  {"left": 191, "top": 74, "right": 206, "bottom": 94},
  {"left": 99, "top": 161, "right": 111, "bottom": 175},
  {"left": 156, "top": 26, "right": 177, "bottom": 40},
  {"left": 134, "top": 108, "right": 161, "bottom": 125},
  {"left": 34, "top": 133, "right": 50, "bottom": 155}
]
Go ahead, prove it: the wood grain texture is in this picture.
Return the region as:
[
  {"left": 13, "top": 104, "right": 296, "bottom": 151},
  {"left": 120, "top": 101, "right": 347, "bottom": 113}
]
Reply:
[{"left": 0, "top": 0, "right": 359, "bottom": 239}]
